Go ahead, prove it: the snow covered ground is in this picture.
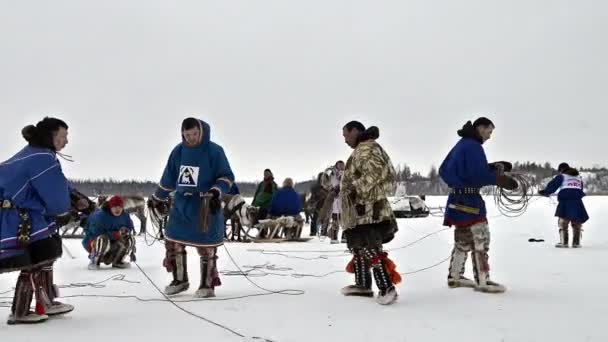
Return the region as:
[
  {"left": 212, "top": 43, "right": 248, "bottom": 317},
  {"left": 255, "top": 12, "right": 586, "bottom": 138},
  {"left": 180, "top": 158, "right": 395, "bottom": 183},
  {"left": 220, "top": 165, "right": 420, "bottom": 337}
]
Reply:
[{"left": 1, "top": 196, "right": 607, "bottom": 342}]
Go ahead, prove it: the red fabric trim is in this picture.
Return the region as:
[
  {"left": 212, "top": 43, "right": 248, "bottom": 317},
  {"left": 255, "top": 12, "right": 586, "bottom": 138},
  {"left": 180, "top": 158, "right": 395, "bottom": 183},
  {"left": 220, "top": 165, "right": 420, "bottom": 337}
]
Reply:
[
  {"left": 369, "top": 252, "right": 388, "bottom": 265},
  {"left": 444, "top": 217, "right": 488, "bottom": 228}
]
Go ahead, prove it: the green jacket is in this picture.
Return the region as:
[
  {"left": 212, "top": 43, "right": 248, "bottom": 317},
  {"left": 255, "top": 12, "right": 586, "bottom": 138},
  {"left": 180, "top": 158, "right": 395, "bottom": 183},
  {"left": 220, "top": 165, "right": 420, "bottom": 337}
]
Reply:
[{"left": 252, "top": 180, "right": 278, "bottom": 209}]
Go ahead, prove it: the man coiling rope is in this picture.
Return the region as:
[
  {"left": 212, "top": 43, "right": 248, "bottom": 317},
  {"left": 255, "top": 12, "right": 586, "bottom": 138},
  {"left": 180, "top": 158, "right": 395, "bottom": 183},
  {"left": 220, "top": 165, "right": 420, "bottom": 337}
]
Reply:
[{"left": 439, "top": 118, "right": 518, "bottom": 294}]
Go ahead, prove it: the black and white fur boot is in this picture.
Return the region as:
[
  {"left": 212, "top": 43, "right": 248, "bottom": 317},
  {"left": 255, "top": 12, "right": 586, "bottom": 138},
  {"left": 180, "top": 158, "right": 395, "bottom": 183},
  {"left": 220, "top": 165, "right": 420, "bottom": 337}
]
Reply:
[
  {"left": 341, "top": 250, "right": 373, "bottom": 297},
  {"left": 39, "top": 265, "right": 74, "bottom": 316},
  {"left": 447, "top": 246, "right": 476, "bottom": 288},
  {"left": 111, "top": 237, "right": 134, "bottom": 269},
  {"left": 88, "top": 235, "right": 111, "bottom": 270},
  {"left": 572, "top": 226, "right": 582, "bottom": 248},
  {"left": 555, "top": 228, "right": 569, "bottom": 248},
  {"left": 194, "top": 248, "right": 220, "bottom": 298},
  {"left": 7, "top": 271, "right": 47, "bottom": 325},
  {"left": 164, "top": 250, "right": 189, "bottom": 295},
  {"left": 472, "top": 251, "right": 506, "bottom": 294},
  {"left": 366, "top": 249, "right": 398, "bottom": 305}
]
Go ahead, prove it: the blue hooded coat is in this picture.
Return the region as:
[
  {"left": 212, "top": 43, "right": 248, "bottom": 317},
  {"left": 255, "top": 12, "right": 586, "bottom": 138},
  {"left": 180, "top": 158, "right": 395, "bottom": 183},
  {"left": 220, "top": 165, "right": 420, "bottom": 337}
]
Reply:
[{"left": 153, "top": 119, "right": 234, "bottom": 247}]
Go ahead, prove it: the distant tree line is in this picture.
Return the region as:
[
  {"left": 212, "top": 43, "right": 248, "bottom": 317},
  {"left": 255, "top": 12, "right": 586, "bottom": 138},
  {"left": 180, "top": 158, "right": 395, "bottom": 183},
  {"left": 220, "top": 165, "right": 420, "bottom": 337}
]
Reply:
[
  {"left": 70, "top": 161, "right": 608, "bottom": 198},
  {"left": 393, "top": 161, "right": 608, "bottom": 196},
  {"left": 70, "top": 179, "right": 316, "bottom": 197}
]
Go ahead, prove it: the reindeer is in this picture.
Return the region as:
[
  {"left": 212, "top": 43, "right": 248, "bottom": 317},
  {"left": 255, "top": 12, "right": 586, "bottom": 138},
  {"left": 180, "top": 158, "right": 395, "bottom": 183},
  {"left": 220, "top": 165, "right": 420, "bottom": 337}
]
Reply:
[
  {"left": 222, "top": 194, "right": 260, "bottom": 242},
  {"left": 97, "top": 195, "right": 147, "bottom": 235}
]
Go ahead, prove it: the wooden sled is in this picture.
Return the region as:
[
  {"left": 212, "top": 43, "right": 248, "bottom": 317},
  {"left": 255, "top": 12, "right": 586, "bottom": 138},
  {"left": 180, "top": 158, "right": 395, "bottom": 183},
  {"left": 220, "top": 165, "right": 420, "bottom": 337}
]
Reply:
[
  {"left": 59, "top": 221, "right": 86, "bottom": 239},
  {"left": 248, "top": 215, "right": 308, "bottom": 243}
]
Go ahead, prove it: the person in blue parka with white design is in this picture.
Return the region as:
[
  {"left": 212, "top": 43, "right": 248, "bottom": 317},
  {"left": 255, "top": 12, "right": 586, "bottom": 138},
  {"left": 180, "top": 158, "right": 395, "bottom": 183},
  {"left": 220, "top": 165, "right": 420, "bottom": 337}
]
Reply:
[
  {"left": 148, "top": 117, "right": 235, "bottom": 298},
  {"left": 539, "top": 162, "right": 589, "bottom": 248},
  {"left": 83, "top": 195, "right": 136, "bottom": 269},
  {"left": 0, "top": 117, "right": 93, "bottom": 324},
  {"left": 439, "top": 117, "right": 518, "bottom": 294}
]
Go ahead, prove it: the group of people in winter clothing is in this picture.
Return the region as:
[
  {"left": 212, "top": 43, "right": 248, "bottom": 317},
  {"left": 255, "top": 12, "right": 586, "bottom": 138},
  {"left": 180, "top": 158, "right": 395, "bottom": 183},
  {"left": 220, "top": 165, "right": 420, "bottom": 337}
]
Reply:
[
  {"left": 0, "top": 113, "right": 592, "bottom": 325},
  {"left": 337, "top": 116, "right": 590, "bottom": 305}
]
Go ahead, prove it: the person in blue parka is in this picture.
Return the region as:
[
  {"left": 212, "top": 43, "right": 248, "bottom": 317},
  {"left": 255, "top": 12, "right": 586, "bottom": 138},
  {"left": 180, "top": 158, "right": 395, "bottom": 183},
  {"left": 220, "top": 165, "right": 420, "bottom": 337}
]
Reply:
[
  {"left": 539, "top": 163, "right": 589, "bottom": 248},
  {"left": 148, "top": 117, "right": 234, "bottom": 298},
  {"left": 0, "top": 117, "right": 93, "bottom": 324},
  {"left": 439, "top": 117, "right": 517, "bottom": 294},
  {"left": 269, "top": 178, "right": 303, "bottom": 217},
  {"left": 83, "top": 195, "right": 135, "bottom": 269}
]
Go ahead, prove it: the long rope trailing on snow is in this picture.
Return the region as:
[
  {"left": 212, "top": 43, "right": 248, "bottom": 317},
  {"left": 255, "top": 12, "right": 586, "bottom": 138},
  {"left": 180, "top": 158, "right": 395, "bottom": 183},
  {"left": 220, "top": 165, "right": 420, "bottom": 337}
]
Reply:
[
  {"left": 220, "top": 256, "right": 451, "bottom": 278},
  {"left": 0, "top": 275, "right": 142, "bottom": 307},
  {"left": 132, "top": 261, "right": 279, "bottom": 342},
  {"left": 0, "top": 227, "right": 451, "bottom": 300},
  {"left": 221, "top": 245, "right": 304, "bottom": 296},
  {"left": 245, "top": 226, "right": 452, "bottom": 260},
  {"left": 0, "top": 223, "right": 454, "bottom": 340}
]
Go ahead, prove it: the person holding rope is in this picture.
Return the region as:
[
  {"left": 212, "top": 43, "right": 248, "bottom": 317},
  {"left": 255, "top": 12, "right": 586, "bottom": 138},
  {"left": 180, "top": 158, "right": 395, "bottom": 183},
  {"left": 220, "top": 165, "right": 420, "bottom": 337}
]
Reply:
[
  {"left": 340, "top": 121, "right": 401, "bottom": 305},
  {"left": 148, "top": 117, "right": 235, "bottom": 298},
  {"left": 0, "top": 117, "right": 93, "bottom": 324},
  {"left": 83, "top": 195, "right": 136, "bottom": 270},
  {"left": 439, "top": 117, "right": 518, "bottom": 293},
  {"left": 539, "top": 163, "right": 589, "bottom": 248}
]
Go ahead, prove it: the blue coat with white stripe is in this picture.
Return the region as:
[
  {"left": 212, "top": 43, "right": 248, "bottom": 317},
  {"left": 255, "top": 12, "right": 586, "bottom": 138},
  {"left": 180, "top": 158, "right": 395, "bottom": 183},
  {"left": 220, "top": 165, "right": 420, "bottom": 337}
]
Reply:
[
  {"left": 154, "top": 119, "right": 234, "bottom": 247},
  {"left": 0, "top": 146, "right": 71, "bottom": 261},
  {"left": 439, "top": 137, "right": 497, "bottom": 227},
  {"left": 542, "top": 174, "right": 589, "bottom": 224},
  {"left": 82, "top": 209, "right": 135, "bottom": 251}
]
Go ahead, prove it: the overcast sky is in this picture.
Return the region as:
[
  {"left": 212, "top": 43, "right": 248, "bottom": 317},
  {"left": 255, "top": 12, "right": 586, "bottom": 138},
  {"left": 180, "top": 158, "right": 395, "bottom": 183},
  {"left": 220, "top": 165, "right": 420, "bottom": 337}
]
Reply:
[{"left": 1, "top": 1, "right": 606, "bottom": 183}]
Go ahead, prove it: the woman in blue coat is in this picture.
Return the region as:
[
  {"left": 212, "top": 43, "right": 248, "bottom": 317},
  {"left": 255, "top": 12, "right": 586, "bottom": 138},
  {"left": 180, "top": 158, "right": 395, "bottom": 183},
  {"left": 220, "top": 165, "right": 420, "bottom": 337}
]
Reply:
[
  {"left": 439, "top": 118, "right": 517, "bottom": 294},
  {"left": 83, "top": 195, "right": 135, "bottom": 269},
  {"left": 149, "top": 118, "right": 234, "bottom": 298},
  {"left": 539, "top": 163, "right": 589, "bottom": 248},
  {"left": 0, "top": 117, "right": 84, "bottom": 324}
]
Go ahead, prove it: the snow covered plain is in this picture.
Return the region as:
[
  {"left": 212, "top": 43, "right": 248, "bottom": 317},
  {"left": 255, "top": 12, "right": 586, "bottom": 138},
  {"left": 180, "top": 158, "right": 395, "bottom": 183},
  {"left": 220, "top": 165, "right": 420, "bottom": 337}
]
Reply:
[{"left": 1, "top": 196, "right": 607, "bottom": 342}]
